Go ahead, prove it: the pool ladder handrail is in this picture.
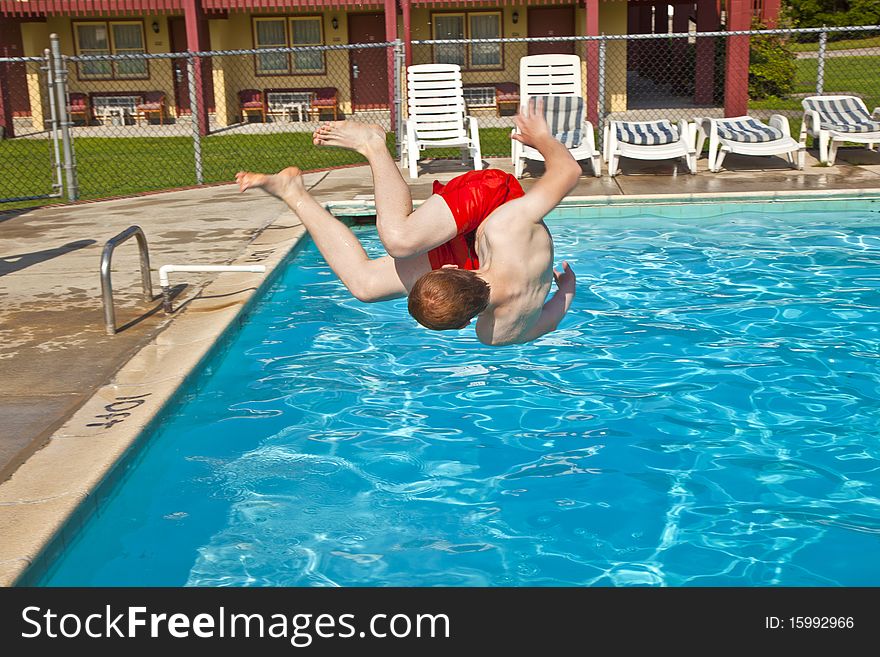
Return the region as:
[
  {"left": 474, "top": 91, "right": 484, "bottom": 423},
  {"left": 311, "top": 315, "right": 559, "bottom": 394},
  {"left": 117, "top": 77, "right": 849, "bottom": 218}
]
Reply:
[{"left": 100, "top": 225, "right": 153, "bottom": 335}]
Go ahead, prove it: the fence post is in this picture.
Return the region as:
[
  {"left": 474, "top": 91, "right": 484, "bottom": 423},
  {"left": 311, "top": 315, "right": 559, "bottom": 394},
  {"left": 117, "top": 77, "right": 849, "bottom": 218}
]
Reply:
[
  {"left": 186, "top": 54, "right": 204, "bottom": 186},
  {"left": 43, "top": 49, "right": 64, "bottom": 197},
  {"left": 49, "top": 33, "right": 78, "bottom": 201},
  {"left": 393, "top": 40, "right": 405, "bottom": 159},
  {"left": 597, "top": 36, "right": 607, "bottom": 135},
  {"left": 816, "top": 28, "right": 827, "bottom": 94}
]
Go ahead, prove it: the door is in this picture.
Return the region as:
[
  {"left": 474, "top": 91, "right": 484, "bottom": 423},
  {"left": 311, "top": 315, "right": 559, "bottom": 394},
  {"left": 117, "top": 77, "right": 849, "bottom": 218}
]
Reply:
[
  {"left": 168, "top": 17, "right": 215, "bottom": 115},
  {"left": 348, "top": 13, "right": 389, "bottom": 110},
  {"left": 528, "top": 7, "right": 576, "bottom": 56}
]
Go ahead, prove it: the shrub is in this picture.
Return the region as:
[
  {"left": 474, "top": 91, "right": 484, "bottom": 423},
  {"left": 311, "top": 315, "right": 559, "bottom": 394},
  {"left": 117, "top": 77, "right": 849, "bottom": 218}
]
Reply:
[{"left": 749, "top": 31, "right": 798, "bottom": 99}]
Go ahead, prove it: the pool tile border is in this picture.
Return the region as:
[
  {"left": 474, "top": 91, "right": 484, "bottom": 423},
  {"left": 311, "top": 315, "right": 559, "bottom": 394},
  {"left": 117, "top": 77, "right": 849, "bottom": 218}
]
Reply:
[{"left": 3, "top": 187, "right": 880, "bottom": 586}]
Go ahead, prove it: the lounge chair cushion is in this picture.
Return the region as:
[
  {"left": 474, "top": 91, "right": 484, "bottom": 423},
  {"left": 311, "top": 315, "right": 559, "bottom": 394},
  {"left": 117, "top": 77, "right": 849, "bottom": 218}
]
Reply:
[
  {"left": 136, "top": 102, "right": 162, "bottom": 111},
  {"left": 803, "top": 97, "right": 880, "bottom": 133},
  {"left": 534, "top": 95, "right": 584, "bottom": 148},
  {"left": 240, "top": 101, "right": 264, "bottom": 109},
  {"left": 615, "top": 120, "right": 679, "bottom": 146},
  {"left": 715, "top": 117, "right": 784, "bottom": 143}
]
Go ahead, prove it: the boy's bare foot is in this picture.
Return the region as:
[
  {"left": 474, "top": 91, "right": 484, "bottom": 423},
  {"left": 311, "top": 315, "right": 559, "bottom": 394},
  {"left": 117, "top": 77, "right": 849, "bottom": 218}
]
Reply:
[
  {"left": 235, "top": 166, "right": 304, "bottom": 200},
  {"left": 312, "top": 121, "right": 385, "bottom": 156}
]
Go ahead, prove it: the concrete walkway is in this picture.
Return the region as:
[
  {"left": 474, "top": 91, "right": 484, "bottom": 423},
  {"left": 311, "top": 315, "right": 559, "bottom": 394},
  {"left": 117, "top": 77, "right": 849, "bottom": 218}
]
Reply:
[
  {"left": 2, "top": 149, "right": 880, "bottom": 481},
  {"left": 795, "top": 46, "right": 880, "bottom": 58}
]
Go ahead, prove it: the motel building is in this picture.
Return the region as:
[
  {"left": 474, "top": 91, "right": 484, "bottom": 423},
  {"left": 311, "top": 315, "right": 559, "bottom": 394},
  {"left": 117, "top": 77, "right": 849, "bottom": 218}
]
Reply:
[{"left": 0, "top": 0, "right": 780, "bottom": 137}]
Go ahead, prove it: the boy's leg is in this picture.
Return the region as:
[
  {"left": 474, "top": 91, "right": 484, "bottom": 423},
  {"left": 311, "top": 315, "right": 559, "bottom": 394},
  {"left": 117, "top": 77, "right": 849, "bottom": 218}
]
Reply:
[
  {"left": 236, "top": 167, "right": 429, "bottom": 302},
  {"left": 314, "top": 122, "right": 457, "bottom": 259}
]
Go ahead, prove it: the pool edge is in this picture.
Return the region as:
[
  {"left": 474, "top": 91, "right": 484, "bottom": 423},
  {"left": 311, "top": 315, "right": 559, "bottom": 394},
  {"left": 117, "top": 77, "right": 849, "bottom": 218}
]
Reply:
[{"left": 0, "top": 210, "right": 309, "bottom": 587}]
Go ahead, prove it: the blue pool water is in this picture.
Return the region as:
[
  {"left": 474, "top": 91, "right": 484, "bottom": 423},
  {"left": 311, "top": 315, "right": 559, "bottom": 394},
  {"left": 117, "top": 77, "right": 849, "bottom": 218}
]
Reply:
[{"left": 42, "top": 203, "right": 880, "bottom": 586}]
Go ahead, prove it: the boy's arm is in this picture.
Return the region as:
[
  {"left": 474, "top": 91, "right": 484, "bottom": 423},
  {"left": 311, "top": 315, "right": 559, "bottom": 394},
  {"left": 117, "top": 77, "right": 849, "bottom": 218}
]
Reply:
[
  {"left": 522, "top": 262, "right": 576, "bottom": 341},
  {"left": 510, "top": 99, "right": 582, "bottom": 224}
]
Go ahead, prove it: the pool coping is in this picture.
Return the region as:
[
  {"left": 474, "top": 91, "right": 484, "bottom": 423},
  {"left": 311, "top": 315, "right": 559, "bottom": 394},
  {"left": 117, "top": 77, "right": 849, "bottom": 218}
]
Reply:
[
  {"left": 325, "top": 187, "right": 880, "bottom": 216},
  {"left": 2, "top": 186, "right": 880, "bottom": 587}
]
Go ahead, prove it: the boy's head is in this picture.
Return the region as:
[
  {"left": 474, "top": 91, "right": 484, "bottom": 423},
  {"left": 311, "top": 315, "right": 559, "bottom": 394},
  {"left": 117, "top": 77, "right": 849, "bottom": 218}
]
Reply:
[{"left": 407, "top": 267, "right": 490, "bottom": 330}]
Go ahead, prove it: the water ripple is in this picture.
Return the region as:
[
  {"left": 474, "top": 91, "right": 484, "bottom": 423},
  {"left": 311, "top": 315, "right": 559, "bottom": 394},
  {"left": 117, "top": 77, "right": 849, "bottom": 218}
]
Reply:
[{"left": 41, "top": 210, "right": 880, "bottom": 587}]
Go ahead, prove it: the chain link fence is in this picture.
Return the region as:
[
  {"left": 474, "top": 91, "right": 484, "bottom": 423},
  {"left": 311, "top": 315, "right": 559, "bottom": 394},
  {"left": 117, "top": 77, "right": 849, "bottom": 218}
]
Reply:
[
  {"left": 1, "top": 38, "right": 399, "bottom": 210},
  {"left": 2, "top": 25, "right": 879, "bottom": 210},
  {"left": 411, "top": 24, "right": 880, "bottom": 156},
  {"left": 0, "top": 53, "right": 63, "bottom": 206}
]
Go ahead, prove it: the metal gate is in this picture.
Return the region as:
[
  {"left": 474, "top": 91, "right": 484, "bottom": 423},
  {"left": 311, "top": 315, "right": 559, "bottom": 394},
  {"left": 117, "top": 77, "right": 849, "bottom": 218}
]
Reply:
[{"left": 0, "top": 48, "right": 66, "bottom": 206}]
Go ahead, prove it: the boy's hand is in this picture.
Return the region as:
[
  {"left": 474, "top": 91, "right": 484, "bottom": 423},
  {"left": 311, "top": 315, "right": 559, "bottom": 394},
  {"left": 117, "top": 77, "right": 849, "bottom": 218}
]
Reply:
[
  {"left": 553, "top": 261, "right": 576, "bottom": 293},
  {"left": 511, "top": 98, "right": 553, "bottom": 148}
]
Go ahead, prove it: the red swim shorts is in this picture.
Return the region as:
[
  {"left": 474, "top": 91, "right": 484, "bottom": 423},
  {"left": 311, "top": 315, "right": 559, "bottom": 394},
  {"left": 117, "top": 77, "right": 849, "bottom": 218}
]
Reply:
[{"left": 427, "top": 169, "right": 524, "bottom": 271}]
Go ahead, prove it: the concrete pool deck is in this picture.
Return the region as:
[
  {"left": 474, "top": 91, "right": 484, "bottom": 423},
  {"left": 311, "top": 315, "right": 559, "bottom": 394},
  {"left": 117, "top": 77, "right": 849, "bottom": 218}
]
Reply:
[{"left": 1, "top": 148, "right": 880, "bottom": 585}]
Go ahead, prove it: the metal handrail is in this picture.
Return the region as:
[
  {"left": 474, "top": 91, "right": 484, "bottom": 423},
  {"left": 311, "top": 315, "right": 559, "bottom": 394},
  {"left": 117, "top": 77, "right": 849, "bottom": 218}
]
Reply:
[{"left": 100, "top": 225, "right": 153, "bottom": 335}]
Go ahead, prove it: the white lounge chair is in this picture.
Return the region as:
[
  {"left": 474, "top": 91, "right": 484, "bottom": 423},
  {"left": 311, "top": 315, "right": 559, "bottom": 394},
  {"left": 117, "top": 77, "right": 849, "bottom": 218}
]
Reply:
[
  {"left": 512, "top": 54, "right": 601, "bottom": 178},
  {"left": 695, "top": 115, "right": 804, "bottom": 172},
  {"left": 604, "top": 119, "right": 696, "bottom": 176},
  {"left": 800, "top": 95, "right": 880, "bottom": 165},
  {"left": 401, "top": 63, "right": 482, "bottom": 179}
]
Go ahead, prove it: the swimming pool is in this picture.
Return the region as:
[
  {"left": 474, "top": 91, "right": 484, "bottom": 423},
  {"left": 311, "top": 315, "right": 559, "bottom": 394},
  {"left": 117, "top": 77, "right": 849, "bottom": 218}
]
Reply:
[{"left": 39, "top": 198, "right": 880, "bottom": 586}]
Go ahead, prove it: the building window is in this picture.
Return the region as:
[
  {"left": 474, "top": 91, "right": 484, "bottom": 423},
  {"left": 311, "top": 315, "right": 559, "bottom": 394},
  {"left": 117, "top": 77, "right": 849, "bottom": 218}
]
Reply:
[
  {"left": 74, "top": 22, "right": 147, "bottom": 80},
  {"left": 254, "top": 16, "right": 325, "bottom": 75},
  {"left": 433, "top": 14, "right": 466, "bottom": 67},
  {"left": 432, "top": 12, "right": 501, "bottom": 69},
  {"left": 469, "top": 14, "right": 501, "bottom": 68},
  {"left": 255, "top": 19, "right": 288, "bottom": 74}
]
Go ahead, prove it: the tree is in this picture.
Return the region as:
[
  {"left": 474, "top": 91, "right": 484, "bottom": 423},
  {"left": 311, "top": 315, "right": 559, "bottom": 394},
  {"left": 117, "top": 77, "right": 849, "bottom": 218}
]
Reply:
[{"left": 784, "top": 0, "right": 880, "bottom": 27}]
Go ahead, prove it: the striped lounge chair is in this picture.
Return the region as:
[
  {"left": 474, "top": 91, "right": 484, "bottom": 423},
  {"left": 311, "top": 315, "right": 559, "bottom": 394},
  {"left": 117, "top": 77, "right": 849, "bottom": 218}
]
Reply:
[
  {"left": 694, "top": 115, "right": 804, "bottom": 172},
  {"left": 800, "top": 95, "right": 880, "bottom": 165},
  {"left": 603, "top": 119, "right": 696, "bottom": 176},
  {"left": 513, "top": 54, "right": 601, "bottom": 178}
]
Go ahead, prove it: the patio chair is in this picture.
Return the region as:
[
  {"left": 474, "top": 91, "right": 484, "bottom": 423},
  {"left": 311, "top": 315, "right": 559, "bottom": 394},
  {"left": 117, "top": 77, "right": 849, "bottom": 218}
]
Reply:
[
  {"left": 495, "top": 83, "right": 520, "bottom": 116},
  {"left": 309, "top": 87, "right": 339, "bottom": 121},
  {"left": 603, "top": 119, "right": 696, "bottom": 176},
  {"left": 239, "top": 89, "right": 265, "bottom": 123},
  {"left": 512, "top": 54, "right": 601, "bottom": 178},
  {"left": 695, "top": 115, "right": 804, "bottom": 172},
  {"left": 402, "top": 63, "right": 482, "bottom": 179},
  {"left": 800, "top": 95, "right": 880, "bottom": 165},
  {"left": 135, "top": 92, "right": 166, "bottom": 125},
  {"left": 67, "top": 92, "right": 91, "bottom": 126}
]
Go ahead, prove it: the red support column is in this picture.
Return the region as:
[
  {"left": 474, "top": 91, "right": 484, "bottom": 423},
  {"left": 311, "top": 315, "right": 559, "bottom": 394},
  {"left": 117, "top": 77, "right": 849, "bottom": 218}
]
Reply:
[
  {"left": 694, "top": 0, "right": 718, "bottom": 104},
  {"left": 724, "top": 0, "right": 751, "bottom": 117},
  {"left": 761, "top": 0, "right": 781, "bottom": 27},
  {"left": 403, "top": 0, "right": 412, "bottom": 67},
  {"left": 0, "top": 20, "right": 19, "bottom": 138},
  {"left": 183, "top": 0, "right": 210, "bottom": 136},
  {"left": 671, "top": 3, "right": 690, "bottom": 64},
  {"left": 653, "top": 2, "right": 669, "bottom": 34},
  {"left": 385, "top": 0, "right": 397, "bottom": 127},
  {"left": 585, "top": 0, "right": 599, "bottom": 126},
  {"left": 638, "top": 5, "right": 654, "bottom": 34},
  {"left": 0, "top": 62, "right": 14, "bottom": 139}
]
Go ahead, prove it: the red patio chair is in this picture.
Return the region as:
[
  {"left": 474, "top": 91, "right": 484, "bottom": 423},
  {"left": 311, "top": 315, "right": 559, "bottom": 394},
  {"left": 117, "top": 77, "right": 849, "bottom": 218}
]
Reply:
[
  {"left": 239, "top": 89, "right": 265, "bottom": 123},
  {"left": 495, "top": 83, "right": 520, "bottom": 116},
  {"left": 67, "top": 93, "right": 91, "bottom": 125},
  {"left": 309, "top": 87, "right": 338, "bottom": 121},
  {"left": 135, "top": 91, "right": 166, "bottom": 125}
]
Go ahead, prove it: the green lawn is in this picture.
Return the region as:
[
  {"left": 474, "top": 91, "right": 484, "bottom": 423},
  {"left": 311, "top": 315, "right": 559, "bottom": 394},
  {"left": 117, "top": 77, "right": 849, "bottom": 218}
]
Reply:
[
  {"left": 788, "top": 34, "right": 880, "bottom": 52},
  {"left": 1, "top": 127, "right": 515, "bottom": 212},
  {"left": 750, "top": 54, "right": 880, "bottom": 112}
]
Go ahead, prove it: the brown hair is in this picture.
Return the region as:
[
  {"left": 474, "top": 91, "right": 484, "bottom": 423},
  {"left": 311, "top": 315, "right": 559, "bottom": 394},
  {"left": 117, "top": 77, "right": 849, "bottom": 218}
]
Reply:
[{"left": 408, "top": 268, "right": 491, "bottom": 331}]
